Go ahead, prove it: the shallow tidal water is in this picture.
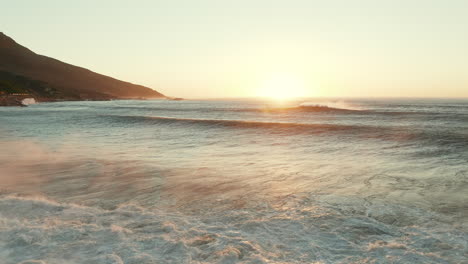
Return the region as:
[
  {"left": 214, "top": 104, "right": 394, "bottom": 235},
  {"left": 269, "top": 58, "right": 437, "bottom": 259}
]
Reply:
[{"left": 0, "top": 98, "right": 467, "bottom": 263}]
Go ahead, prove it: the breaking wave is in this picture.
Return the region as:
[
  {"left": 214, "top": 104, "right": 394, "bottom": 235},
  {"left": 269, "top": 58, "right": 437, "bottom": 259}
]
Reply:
[
  {"left": 105, "top": 101, "right": 366, "bottom": 114},
  {"left": 298, "top": 101, "right": 365, "bottom": 111}
]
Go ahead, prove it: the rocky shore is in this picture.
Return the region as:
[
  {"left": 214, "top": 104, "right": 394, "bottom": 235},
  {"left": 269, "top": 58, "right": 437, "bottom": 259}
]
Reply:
[
  {"left": 0, "top": 94, "right": 42, "bottom": 106},
  {"left": 0, "top": 95, "right": 29, "bottom": 106}
]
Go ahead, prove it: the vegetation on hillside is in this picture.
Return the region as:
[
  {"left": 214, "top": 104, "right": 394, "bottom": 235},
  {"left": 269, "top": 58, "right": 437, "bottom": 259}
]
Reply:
[{"left": 0, "top": 71, "right": 59, "bottom": 97}]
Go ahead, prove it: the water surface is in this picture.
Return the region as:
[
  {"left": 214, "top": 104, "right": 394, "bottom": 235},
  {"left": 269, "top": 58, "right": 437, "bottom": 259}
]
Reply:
[{"left": 0, "top": 98, "right": 467, "bottom": 263}]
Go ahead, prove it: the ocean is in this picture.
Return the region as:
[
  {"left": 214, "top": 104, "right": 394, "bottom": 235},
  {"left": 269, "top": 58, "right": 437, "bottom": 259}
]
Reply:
[{"left": 0, "top": 98, "right": 467, "bottom": 263}]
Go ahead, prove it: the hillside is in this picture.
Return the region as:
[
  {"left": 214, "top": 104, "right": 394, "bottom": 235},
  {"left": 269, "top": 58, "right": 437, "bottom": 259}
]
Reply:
[{"left": 0, "top": 32, "right": 164, "bottom": 101}]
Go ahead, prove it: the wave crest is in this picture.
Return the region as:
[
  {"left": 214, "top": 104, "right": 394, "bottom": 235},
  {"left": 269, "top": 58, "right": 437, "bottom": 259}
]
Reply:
[{"left": 298, "top": 101, "right": 364, "bottom": 111}]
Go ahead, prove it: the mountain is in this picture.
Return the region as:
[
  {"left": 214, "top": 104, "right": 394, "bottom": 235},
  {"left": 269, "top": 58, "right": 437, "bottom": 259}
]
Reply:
[{"left": 0, "top": 32, "right": 164, "bottom": 100}]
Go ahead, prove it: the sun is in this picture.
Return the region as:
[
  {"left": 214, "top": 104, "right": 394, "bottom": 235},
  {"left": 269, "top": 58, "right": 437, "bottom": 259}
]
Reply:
[{"left": 256, "top": 74, "right": 308, "bottom": 101}]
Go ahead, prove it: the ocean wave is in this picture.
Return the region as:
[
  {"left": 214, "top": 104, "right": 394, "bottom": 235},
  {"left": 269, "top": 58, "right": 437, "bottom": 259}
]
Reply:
[
  {"left": 109, "top": 103, "right": 366, "bottom": 114},
  {"left": 109, "top": 115, "right": 411, "bottom": 141},
  {"left": 299, "top": 101, "right": 365, "bottom": 110},
  {"left": 104, "top": 101, "right": 467, "bottom": 117},
  {"left": 0, "top": 194, "right": 465, "bottom": 264},
  {"left": 104, "top": 115, "right": 468, "bottom": 153},
  {"left": 111, "top": 115, "right": 368, "bottom": 131}
]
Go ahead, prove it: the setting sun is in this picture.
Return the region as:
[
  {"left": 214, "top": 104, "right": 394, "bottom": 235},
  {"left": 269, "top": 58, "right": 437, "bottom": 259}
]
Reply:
[
  {"left": 256, "top": 74, "right": 309, "bottom": 100},
  {"left": 2, "top": 1, "right": 467, "bottom": 263}
]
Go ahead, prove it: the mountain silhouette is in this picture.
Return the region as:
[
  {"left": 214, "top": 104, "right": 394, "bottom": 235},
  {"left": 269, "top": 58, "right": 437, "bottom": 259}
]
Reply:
[{"left": 0, "top": 32, "right": 164, "bottom": 100}]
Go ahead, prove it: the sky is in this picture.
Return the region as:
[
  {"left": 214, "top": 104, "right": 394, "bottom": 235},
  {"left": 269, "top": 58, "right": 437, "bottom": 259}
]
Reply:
[{"left": 3, "top": 0, "right": 468, "bottom": 98}]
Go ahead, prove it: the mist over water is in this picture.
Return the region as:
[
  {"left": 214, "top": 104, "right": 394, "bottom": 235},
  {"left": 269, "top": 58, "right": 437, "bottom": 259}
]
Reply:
[{"left": 0, "top": 98, "right": 467, "bottom": 263}]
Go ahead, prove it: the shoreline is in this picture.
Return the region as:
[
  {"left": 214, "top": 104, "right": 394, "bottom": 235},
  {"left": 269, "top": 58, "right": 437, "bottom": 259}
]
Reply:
[{"left": 0, "top": 95, "right": 174, "bottom": 107}]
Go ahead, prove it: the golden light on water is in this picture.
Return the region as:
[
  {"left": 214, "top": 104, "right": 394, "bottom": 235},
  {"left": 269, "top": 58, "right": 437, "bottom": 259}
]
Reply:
[{"left": 255, "top": 73, "right": 309, "bottom": 101}]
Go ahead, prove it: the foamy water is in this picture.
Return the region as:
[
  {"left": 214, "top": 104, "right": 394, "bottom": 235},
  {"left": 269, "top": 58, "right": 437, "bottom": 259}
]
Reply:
[{"left": 0, "top": 98, "right": 467, "bottom": 263}]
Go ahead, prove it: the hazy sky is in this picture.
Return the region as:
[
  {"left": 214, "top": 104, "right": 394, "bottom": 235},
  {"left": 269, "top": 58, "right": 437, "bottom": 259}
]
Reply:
[{"left": 3, "top": 0, "right": 468, "bottom": 98}]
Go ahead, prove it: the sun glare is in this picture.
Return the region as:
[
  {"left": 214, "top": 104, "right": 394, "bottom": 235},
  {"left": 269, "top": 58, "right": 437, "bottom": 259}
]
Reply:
[{"left": 256, "top": 74, "right": 308, "bottom": 101}]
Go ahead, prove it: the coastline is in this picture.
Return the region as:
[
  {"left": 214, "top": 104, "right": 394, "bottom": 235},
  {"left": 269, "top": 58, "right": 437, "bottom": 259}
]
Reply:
[
  {"left": 0, "top": 95, "right": 26, "bottom": 106},
  {"left": 0, "top": 95, "right": 174, "bottom": 107}
]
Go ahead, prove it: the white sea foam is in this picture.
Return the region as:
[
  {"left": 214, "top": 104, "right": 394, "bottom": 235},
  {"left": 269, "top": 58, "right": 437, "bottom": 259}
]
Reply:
[
  {"left": 299, "top": 100, "right": 365, "bottom": 111},
  {"left": 20, "top": 98, "right": 36, "bottom": 106},
  {"left": 0, "top": 194, "right": 465, "bottom": 264}
]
